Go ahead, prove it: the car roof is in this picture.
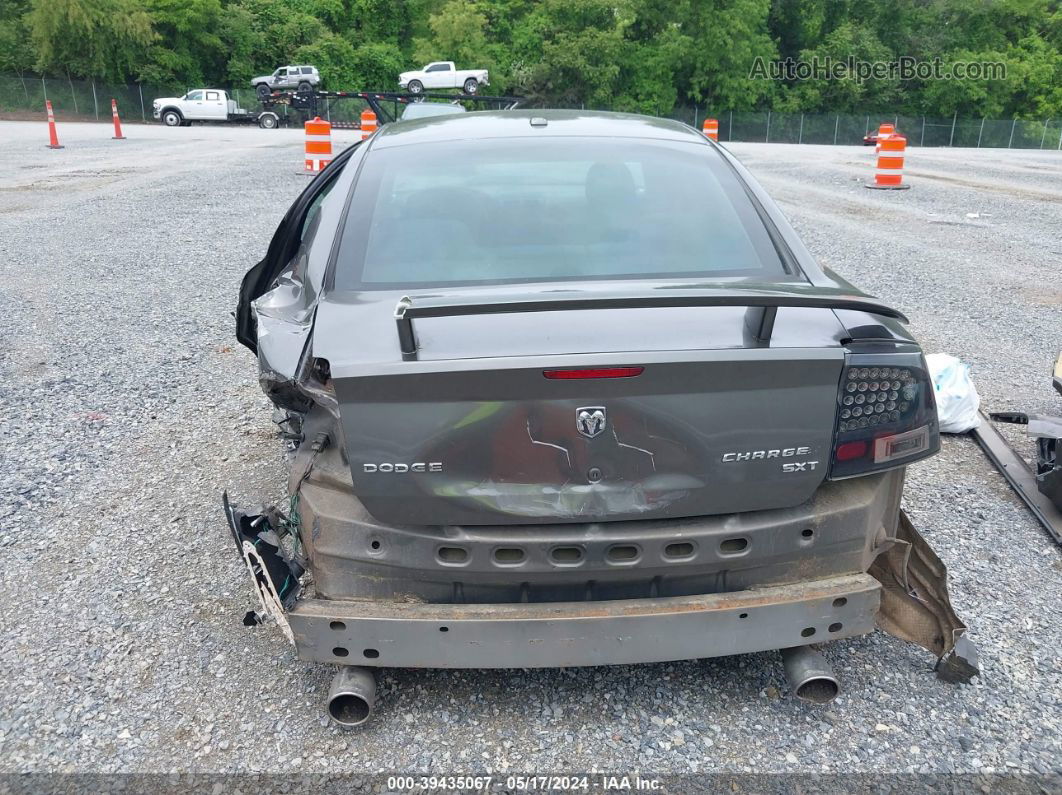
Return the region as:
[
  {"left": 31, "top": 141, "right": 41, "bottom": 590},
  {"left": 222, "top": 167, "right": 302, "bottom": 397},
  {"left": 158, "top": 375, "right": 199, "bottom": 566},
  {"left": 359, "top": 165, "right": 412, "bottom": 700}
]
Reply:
[
  {"left": 372, "top": 109, "right": 708, "bottom": 149},
  {"left": 400, "top": 103, "right": 468, "bottom": 120}
]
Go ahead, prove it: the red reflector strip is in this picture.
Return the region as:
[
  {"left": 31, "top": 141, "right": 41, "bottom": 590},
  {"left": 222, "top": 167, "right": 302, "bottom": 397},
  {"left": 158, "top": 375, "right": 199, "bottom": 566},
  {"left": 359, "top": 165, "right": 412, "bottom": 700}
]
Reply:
[
  {"left": 543, "top": 367, "right": 644, "bottom": 379},
  {"left": 835, "top": 440, "right": 868, "bottom": 461}
]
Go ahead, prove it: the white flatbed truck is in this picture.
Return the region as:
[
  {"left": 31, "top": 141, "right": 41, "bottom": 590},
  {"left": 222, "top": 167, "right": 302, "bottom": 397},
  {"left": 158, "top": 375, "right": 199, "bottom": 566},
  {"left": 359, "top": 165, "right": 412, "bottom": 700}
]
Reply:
[{"left": 152, "top": 89, "right": 281, "bottom": 129}]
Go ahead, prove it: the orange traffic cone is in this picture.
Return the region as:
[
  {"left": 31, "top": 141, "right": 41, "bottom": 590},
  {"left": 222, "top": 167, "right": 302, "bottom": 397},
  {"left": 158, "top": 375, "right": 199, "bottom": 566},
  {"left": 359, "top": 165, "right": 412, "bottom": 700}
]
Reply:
[
  {"left": 111, "top": 99, "right": 126, "bottom": 140},
  {"left": 45, "top": 100, "right": 63, "bottom": 149}
]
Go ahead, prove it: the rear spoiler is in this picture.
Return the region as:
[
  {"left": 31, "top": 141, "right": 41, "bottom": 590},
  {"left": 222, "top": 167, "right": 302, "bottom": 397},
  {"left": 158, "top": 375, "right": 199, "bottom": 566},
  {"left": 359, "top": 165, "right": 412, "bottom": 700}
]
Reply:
[{"left": 393, "top": 289, "right": 908, "bottom": 360}]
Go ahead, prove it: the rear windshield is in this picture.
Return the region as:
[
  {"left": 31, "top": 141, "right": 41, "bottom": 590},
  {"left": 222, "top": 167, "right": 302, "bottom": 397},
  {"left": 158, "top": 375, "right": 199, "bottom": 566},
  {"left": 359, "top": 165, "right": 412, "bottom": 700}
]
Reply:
[{"left": 333, "top": 137, "right": 785, "bottom": 290}]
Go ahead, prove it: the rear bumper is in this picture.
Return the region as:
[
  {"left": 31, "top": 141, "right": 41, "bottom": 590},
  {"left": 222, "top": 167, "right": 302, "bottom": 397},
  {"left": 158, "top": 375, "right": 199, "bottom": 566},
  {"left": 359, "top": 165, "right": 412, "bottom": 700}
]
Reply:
[
  {"left": 287, "top": 573, "right": 879, "bottom": 668},
  {"left": 225, "top": 409, "right": 902, "bottom": 669},
  {"left": 293, "top": 432, "right": 903, "bottom": 603}
]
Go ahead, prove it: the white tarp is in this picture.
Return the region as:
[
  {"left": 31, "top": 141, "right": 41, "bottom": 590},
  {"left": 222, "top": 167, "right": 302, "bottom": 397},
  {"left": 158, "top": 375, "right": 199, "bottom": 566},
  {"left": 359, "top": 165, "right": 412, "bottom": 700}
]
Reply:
[{"left": 925, "top": 353, "right": 981, "bottom": 433}]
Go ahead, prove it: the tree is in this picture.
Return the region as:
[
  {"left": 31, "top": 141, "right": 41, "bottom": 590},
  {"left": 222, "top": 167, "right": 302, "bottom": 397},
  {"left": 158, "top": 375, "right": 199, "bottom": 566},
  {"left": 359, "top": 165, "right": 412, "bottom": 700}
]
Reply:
[
  {"left": 346, "top": 0, "right": 413, "bottom": 45},
  {"left": 294, "top": 33, "right": 358, "bottom": 87},
  {"left": 412, "top": 0, "right": 488, "bottom": 67},
  {"left": 137, "top": 0, "right": 225, "bottom": 86},
  {"left": 27, "top": 0, "right": 154, "bottom": 80},
  {"left": 683, "top": 0, "right": 779, "bottom": 111},
  {"left": 768, "top": 0, "right": 831, "bottom": 60},
  {"left": 348, "top": 41, "right": 406, "bottom": 90},
  {"left": 507, "top": 0, "right": 628, "bottom": 107},
  {"left": 218, "top": 4, "right": 261, "bottom": 86},
  {"left": 0, "top": 0, "right": 35, "bottom": 73},
  {"left": 784, "top": 22, "right": 900, "bottom": 113},
  {"left": 2, "top": 0, "right": 1058, "bottom": 119}
]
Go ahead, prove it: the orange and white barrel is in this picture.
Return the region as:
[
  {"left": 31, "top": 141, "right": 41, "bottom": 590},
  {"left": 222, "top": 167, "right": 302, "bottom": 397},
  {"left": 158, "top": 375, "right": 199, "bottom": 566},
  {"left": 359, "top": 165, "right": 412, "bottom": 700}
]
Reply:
[
  {"left": 360, "top": 110, "right": 377, "bottom": 141},
  {"left": 304, "top": 116, "right": 332, "bottom": 173},
  {"left": 702, "top": 118, "right": 719, "bottom": 141},
  {"left": 867, "top": 133, "right": 909, "bottom": 190}
]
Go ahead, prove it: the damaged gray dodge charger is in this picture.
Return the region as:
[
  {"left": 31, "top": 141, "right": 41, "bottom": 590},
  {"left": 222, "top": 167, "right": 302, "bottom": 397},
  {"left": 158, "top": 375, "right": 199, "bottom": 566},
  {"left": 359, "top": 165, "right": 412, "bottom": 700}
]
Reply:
[{"left": 228, "top": 110, "right": 976, "bottom": 727}]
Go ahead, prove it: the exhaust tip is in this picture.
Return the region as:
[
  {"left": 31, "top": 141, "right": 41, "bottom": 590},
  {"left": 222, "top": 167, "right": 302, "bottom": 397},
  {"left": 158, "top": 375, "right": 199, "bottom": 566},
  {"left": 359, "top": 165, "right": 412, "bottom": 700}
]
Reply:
[
  {"left": 793, "top": 675, "right": 840, "bottom": 705},
  {"left": 328, "top": 692, "right": 372, "bottom": 727},
  {"left": 781, "top": 645, "right": 840, "bottom": 705},
  {"left": 327, "top": 666, "right": 376, "bottom": 728}
]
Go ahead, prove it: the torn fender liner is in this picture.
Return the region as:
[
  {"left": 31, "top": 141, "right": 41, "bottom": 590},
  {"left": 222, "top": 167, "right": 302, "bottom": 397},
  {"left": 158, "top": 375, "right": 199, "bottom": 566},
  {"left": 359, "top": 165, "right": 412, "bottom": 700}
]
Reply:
[
  {"left": 222, "top": 492, "right": 303, "bottom": 644},
  {"left": 869, "top": 510, "right": 978, "bottom": 681}
]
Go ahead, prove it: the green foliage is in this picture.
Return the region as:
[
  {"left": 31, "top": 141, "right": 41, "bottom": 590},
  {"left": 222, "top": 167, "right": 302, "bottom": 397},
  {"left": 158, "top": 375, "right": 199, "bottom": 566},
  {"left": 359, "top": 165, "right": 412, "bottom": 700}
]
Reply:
[
  {"left": 0, "top": 0, "right": 1057, "bottom": 117},
  {"left": 26, "top": 0, "right": 154, "bottom": 81},
  {"left": 138, "top": 0, "right": 224, "bottom": 86},
  {"left": 346, "top": 0, "right": 412, "bottom": 44},
  {"left": 294, "top": 32, "right": 356, "bottom": 86},
  {"left": 0, "top": 0, "right": 34, "bottom": 72},
  {"left": 683, "top": 0, "right": 779, "bottom": 111},
  {"left": 412, "top": 0, "right": 487, "bottom": 69},
  {"left": 785, "top": 22, "right": 900, "bottom": 113},
  {"left": 348, "top": 42, "right": 406, "bottom": 90}
]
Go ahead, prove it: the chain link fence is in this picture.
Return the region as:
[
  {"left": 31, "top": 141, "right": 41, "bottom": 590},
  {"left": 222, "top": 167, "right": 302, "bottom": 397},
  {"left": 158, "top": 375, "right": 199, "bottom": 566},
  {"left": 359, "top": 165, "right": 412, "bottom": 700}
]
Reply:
[
  {"left": 3, "top": 73, "right": 1061, "bottom": 148},
  {"left": 1, "top": 73, "right": 169, "bottom": 122},
  {"left": 0, "top": 72, "right": 376, "bottom": 127},
  {"left": 0, "top": 73, "right": 287, "bottom": 124},
  {"left": 671, "top": 107, "right": 1062, "bottom": 149}
]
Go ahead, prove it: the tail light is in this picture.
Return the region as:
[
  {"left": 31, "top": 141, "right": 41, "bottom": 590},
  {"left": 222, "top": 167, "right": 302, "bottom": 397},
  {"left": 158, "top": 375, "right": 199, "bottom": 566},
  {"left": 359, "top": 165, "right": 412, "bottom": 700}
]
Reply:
[{"left": 828, "top": 353, "right": 939, "bottom": 479}]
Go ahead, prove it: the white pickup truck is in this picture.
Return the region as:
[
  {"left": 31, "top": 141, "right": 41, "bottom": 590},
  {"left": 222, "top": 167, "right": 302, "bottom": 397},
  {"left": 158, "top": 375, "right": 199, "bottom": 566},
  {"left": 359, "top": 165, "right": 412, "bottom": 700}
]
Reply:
[
  {"left": 152, "top": 89, "right": 280, "bottom": 129},
  {"left": 398, "top": 62, "right": 489, "bottom": 95}
]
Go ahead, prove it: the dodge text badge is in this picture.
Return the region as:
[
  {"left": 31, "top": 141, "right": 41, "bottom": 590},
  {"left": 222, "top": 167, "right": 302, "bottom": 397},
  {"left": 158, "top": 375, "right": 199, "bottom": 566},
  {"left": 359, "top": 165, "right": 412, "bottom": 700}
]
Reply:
[{"left": 576, "top": 406, "right": 607, "bottom": 439}]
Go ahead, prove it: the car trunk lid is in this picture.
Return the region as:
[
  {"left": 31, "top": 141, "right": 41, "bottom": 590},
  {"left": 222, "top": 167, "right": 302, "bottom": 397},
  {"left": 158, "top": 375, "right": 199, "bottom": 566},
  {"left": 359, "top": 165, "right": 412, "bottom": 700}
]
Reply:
[{"left": 311, "top": 286, "right": 906, "bottom": 525}]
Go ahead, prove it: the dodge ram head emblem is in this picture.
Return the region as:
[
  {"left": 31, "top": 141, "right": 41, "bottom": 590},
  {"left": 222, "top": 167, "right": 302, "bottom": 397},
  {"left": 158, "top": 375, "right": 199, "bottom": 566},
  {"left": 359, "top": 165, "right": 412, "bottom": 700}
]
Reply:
[{"left": 576, "top": 407, "right": 607, "bottom": 438}]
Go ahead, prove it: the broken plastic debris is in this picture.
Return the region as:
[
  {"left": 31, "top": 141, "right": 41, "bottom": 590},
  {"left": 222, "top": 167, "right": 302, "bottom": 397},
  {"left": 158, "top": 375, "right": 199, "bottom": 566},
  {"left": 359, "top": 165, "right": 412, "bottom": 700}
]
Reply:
[{"left": 936, "top": 635, "right": 980, "bottom": 684}]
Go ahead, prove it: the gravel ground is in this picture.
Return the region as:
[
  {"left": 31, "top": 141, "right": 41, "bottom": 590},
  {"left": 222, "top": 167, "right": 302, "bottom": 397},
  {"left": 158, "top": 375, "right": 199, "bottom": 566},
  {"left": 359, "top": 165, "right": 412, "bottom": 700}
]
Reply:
[{"left": 1, "top": 121, "right": 1060, "bottom": 781}]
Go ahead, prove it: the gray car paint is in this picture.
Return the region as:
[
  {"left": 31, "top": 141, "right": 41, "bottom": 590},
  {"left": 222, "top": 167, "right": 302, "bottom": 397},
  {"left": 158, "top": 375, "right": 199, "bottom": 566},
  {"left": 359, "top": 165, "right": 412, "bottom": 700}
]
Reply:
[
  {"left": 235, "top": 111, "right": 975, "bottom": 677},
  {"left": 253, "top": 143, "right": 365, "bottom": 411},
  {"left": 251, "top": 111, "right": 921, "bottom": 525}
]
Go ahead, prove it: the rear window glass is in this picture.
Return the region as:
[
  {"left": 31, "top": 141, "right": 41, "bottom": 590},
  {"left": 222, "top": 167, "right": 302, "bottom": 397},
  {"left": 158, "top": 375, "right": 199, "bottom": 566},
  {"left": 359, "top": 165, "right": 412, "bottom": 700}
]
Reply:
[{"left": 333, "top": 138, "right": 784, "bottom": 290}]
